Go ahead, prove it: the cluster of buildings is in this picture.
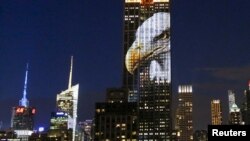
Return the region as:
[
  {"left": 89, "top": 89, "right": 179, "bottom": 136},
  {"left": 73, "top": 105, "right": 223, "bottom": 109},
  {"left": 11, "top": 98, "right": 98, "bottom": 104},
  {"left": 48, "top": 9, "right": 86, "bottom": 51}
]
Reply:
[
  {"left": 1, "top": 0, "right": 250, "bottom": 141},
  {"left": 211, "top": 87, "right": 250, "bottom": 126},
  {"left": 0, "top": 57, "right": 80, "bottom": 141}
]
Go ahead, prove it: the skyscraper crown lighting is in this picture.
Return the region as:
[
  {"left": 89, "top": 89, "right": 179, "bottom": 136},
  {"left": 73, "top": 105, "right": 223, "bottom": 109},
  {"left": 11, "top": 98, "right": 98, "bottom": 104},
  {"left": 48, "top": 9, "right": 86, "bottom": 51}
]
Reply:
[{"left": 178, "top": 85, "right": 193, "bottom": 93}]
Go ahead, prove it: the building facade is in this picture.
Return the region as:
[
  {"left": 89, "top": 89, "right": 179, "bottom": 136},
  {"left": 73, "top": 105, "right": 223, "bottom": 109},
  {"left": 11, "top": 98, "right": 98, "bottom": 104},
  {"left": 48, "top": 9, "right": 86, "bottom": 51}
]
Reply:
[
  {"left": 11, "top": 106, "right": 36, "bottom": 130},
  {"left": 123, "top": 0, "right": 172, "bottom": 140},
  {"left": 211, "top": 100, "right": 222, "bottom": 125},
  {"left": 50, "top": 111, "right": 68, "bottom": 130},
  {"left": 176, "top": 85, "right": 193, "bottom": 141},
  {"left": 94, "top": 102, "right": 138, "bottom": 140}
]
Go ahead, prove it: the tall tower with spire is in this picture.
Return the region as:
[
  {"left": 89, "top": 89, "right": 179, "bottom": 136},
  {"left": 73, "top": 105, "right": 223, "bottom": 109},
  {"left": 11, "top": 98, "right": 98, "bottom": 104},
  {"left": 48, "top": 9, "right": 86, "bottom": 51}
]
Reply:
[
  {"left": 55, "top": 56, "right": 79, "bottom": 141},
  {"left": 123, "top": 0, "right": 171, "bottom": 140},
  {"left": 11, "top": 64, "right": 36, "bottom": 141}
]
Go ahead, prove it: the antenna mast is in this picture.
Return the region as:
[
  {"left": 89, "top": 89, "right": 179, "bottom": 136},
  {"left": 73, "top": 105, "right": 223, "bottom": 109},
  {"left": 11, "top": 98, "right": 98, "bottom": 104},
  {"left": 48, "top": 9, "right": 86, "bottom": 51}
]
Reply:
[
  {"left": 68, "top": 56, "right": 73, "bottom": 89},
  {"left": 19, "top": 63, "right": 29, "bottom": 107}
]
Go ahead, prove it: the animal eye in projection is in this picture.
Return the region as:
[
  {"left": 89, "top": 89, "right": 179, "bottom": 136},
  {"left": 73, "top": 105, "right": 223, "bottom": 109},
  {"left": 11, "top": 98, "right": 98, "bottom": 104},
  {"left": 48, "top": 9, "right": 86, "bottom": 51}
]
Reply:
[{"left": 153, "top": 30, "right": 170, "bottom": 42}]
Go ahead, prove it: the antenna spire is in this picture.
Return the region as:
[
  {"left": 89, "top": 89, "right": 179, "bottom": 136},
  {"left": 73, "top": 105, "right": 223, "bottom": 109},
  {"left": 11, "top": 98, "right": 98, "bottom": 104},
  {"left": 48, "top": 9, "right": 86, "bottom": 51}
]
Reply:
[
  {"left": 68, "top": 56, "right": 73, "bottom": 89},
  {"left": 19, "top": 63, "right": 29, "bottom": 107}
]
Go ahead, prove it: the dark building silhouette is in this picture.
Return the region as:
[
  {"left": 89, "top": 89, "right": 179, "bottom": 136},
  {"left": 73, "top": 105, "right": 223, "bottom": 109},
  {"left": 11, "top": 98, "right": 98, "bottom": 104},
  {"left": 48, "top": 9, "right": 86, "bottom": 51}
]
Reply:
[
  {"left": 94, "top": 102, "right": 137, "bottom": 140},
  {"left": 0, "top": 130, "right": 19, "bottom": 140},
  {"left": 94, "top": 87, "right": 137, "bottom": 140},
  {"left": 106, "top": 87, "right": 128, "bottom": 103},
  {"left": 242, "top": 81, "right": 250, "bottom": 125},
  {"left": 193, "top": 130, "right": 207, "bottom": 141},
  {"left": 11, "top": 106, "right": 36, "bottom": 130}
]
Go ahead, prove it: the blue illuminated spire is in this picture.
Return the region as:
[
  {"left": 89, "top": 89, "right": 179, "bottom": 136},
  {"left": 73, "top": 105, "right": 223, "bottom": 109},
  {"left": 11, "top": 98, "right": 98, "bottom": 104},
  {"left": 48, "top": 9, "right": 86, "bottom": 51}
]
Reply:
[{"left": 19, "top": 63, "right": 29, "bottom": 107}]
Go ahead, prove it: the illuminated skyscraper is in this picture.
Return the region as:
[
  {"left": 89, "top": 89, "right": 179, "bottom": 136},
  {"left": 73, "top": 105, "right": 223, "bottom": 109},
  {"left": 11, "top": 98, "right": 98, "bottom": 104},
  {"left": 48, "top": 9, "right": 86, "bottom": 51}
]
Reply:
[
  {"left": 229, "top": 104, "right": 242, "bottom": 125},
  {"left": 228, "top": 90, "right": 236, "bottom": 111},
  {"left": 176, "top": 85, "right": 193, "bottom": 141},
  {"left": 211, "top": 99, "right": 222, "bottom": 125},
  {"left": 11, "top": 64, "right": 35, "bottom": 141},
  {"left": 123, "top": 0, "right": 171, "bottom": 140},
  {"left": 56, "top": 56, "right": 79, "bottom": 141}
]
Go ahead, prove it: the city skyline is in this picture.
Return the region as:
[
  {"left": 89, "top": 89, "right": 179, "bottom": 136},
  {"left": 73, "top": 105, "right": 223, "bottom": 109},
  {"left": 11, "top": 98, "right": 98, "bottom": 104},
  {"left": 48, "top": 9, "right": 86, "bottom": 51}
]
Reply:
[{"left": 1, "top": 0, "right": 250, "bottom": 131}]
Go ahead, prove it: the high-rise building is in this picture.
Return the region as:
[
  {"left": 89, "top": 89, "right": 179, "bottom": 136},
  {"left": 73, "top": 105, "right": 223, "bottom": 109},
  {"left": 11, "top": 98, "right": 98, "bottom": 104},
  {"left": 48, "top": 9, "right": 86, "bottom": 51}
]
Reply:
[
  {"left": 228, "top": 90, "right": 236, "bottom": 111},
  {"left": 11, "top": 106, "right": 36, "bottom": 130},
  {"left": 10, "top": 64, "right": 35, "bottom": 141},
  {"left": 49, "top": 112, "right": 68, "bottom": 130},
  {"left": 227, "top": 90, "right": 242, "bottom": 125},
  {"left": 123, "top": 0, "right": 171, "bottom": 140},
  {"left": 211, "top": 99, "right": 222, "bottom": 125},
  {"left": 176, "top": 85, "right": 193, "bottom": 141},
  {"left": 94, "top": 88, "right": 137, "bottom": 140},
  {"left": 56, "top": 56, "right": 79, "bottom": 141},
  {"left": 229, "top": 103, "right": 242, "bottom": 125},
  {"left": 77, "top": 120, "right": 93, "bottom": 141},
  {"left": 242, "top": 81, "right": 250, "bottom": 125},
  {"left": 94, "top": 102, "right": 138, "bottom": 140}
]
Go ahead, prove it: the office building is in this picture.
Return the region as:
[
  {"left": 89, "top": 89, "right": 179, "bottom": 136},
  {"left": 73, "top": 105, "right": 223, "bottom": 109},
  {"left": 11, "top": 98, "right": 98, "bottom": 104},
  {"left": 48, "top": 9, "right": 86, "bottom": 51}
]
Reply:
[
  {"left": 123, "top": 0, "right": 172, "bottom": 140},
  {"left": 50, "top": 111, "right": 68, "bottom": 130},
  {"left": 10, "top": 64, "right": 35, "bottom": 141},
  {"left": 211, "top": 99, "right": 222, "bottom": 125},
  {"left": 229, "top": 103, "right": 242, "bottom": 125},
  {"left": 11, "top": 106, "right": 36, "bottom": 130},
  {"left": 171, "top": 130, "right": 180, "bottom": 141},
  {"left": 94, "top": 88, "right": 137, "bottom": 140},
  {"left": 56, "top": 56, "right": 79, "bottom": 141},
  {"left": 227, "top": 90, "right": 242, "bottom": 125},
  {"left": 77, "top": 120, "right": 93, "bottom": 141},
  {"left": 242, "top": 81, "right": 250, "bottom": 125},
  {"left": 94, "top": 102, "right": 137, "bottom": 140},
  {"left": 176, "top": 85, "right": 193, "bottom": 141}
]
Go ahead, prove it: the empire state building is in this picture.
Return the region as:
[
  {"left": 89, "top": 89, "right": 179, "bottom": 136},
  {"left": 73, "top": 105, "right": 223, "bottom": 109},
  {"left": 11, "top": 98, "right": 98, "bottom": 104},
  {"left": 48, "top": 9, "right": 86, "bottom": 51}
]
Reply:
[{"left": 123, "top": 0, "right": 172, "bottom": 140}]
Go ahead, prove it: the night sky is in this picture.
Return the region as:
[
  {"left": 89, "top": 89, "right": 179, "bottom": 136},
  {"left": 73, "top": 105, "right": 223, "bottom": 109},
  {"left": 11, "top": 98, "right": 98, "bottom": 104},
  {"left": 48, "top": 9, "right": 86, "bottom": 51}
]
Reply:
[{"left": 1, "top": 0, "right": 250, "bottom": 131}]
